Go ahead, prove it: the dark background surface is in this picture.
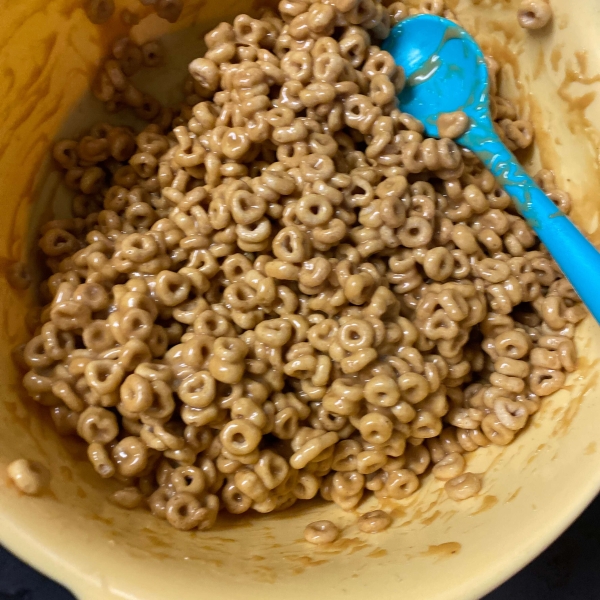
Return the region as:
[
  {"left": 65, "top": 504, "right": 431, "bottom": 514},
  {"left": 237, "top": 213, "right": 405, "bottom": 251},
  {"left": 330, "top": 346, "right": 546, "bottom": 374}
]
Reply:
[{"left": 2, "top": 496, "right": 600, "bottom": 600}]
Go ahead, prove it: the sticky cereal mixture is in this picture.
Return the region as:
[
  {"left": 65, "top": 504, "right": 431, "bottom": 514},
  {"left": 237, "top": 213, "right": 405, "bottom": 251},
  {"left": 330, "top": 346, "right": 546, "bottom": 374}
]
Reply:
[{"left": 14, "top": 0, "right": 581, "bottom": 532}]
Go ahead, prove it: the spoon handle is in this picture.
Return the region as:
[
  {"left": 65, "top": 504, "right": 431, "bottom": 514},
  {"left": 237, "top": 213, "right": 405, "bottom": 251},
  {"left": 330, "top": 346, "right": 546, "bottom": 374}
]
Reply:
[{"left": 463, "top": 125, "right": 600, "bottom": 319}]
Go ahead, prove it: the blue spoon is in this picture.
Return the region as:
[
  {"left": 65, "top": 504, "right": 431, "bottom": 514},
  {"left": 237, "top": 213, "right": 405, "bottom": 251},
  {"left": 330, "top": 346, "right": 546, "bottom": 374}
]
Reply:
[{"left": 382, "top": 15, "right": 600, "bottom": 320}]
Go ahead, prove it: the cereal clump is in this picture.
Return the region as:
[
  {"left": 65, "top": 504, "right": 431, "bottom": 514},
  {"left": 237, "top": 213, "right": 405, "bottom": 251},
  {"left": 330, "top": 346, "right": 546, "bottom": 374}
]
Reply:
[{"left": 18, "top": 0, "right": 584, "bottom": 530}]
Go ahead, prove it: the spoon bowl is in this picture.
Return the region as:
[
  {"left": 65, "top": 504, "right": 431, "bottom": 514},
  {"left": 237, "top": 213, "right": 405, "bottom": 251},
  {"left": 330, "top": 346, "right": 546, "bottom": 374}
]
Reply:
[
  {"left": 383, "top": 15, "right": 490, "bottom": 139},
  {"left": 383, "top": 15, "right": 600, "bottom": 320}
]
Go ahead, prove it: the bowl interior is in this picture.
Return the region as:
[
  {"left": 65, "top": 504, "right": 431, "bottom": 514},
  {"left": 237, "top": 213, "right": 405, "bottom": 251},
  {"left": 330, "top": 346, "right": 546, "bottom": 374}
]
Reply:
[{"left": 1, "top": 1, "right": 600, "bottom": 599}]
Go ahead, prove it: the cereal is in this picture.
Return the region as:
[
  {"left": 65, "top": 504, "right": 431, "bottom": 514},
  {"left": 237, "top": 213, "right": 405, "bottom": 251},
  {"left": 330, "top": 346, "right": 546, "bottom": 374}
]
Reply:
[
  {"left": 156, "top": 0, "right": 183, "bottom": 23},
  {"left": 437, "top": 111, "right": 470, "bottom": 139},
  {"left": 6, "top": 262, "right": 32, "bottom": 291},
  {"left": 109, "top": 486, "right": 144, "bottom": 508},
  {"left": 444, "top": 472, "right": 482, "bottom": 501},
  {"left": 304, "top": 520, "right": 340, "bottom": 544},
  {"left": 85, "top": 0, "right": 115, "bottom": 24},
  {"left": 357, "top": 509, "right": 392, "bottom": 533},
  {"left": 7, "top": 459, "right": 47, "bottom": 496},
  {"left": 517, "top": 0, "right": 553, "bottom": 30},
  {"left": 431, "top": 452, "right": 465, "bottom": 481},
  {"left": 18, "top": 0, "right": 585, "bottom": 532},
  {"left": 120, "top": 9, "right": 141, "bottom": 27}
]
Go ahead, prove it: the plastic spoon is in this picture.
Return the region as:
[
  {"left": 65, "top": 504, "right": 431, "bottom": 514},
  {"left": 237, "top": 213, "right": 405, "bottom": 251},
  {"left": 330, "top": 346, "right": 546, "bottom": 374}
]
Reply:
[{"left": 382, "top": 14, "right": 600, "bottom": 319}]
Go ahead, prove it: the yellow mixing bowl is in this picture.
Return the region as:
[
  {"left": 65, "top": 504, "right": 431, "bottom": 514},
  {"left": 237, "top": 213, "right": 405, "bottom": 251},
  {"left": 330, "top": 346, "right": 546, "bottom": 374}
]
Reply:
[{"left": 2, "top": 0, "right": 600, "bottom": 598}]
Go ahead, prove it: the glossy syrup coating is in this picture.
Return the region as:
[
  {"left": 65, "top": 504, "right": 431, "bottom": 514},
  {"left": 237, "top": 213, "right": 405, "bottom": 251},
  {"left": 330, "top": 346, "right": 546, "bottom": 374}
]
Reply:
[{"left": 14, "top": 0, "right": 584, "bottom": 532}]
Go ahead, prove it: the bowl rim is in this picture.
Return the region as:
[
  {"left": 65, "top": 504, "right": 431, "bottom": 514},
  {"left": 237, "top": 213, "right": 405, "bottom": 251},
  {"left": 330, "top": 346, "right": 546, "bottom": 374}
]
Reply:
[
  {"left": 1, "top": 462, "right": 599, "bottom": 600},
  {"left": 2, "top": 1, "right": 600, "bottom": 597}
]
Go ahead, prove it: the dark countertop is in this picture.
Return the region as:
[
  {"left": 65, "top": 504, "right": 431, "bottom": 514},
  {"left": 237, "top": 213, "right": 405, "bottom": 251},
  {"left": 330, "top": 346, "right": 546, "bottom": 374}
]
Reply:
[{"left": 2, "top": 495, "right": 600, "bottom": 600}]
